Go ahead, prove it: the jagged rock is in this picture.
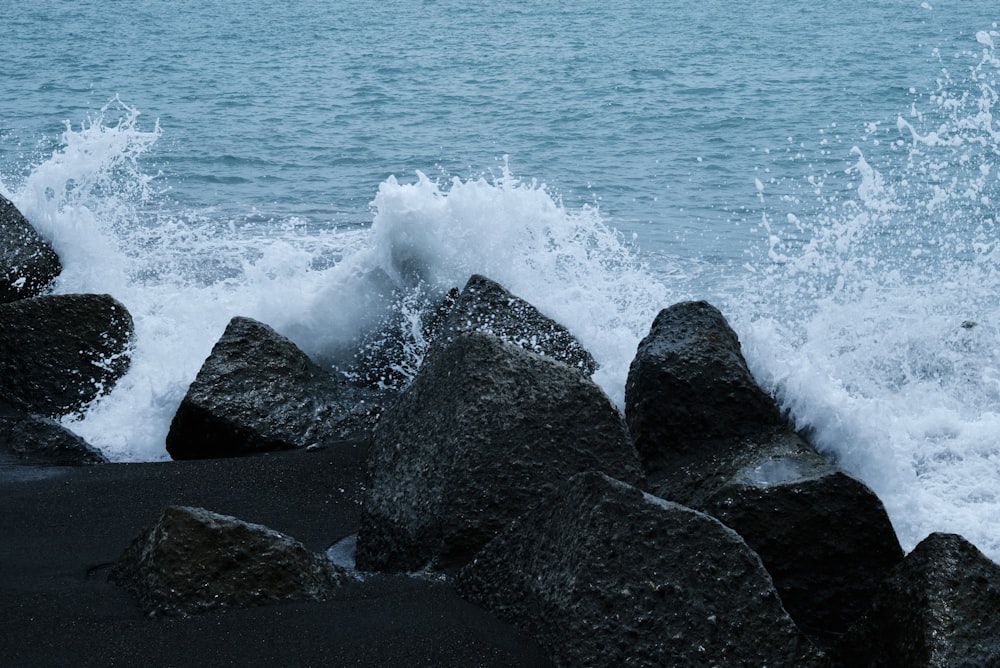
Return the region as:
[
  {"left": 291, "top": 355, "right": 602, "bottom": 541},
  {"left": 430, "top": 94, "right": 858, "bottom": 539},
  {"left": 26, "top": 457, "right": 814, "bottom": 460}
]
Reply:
[
  {"left": 840, "top": 532, "right": 1000, "bottom": 667},
  {"left": 625, "top": 300, "right": 902, "bottom": 643},
  {"left": 0, "top": 195, "right": 61, "bottom": 304},
  {"left": 457, "top": 471, "right": 827, "bottom": 668},
  {"left": 625, "top": 300, "right": 783, "bottom": 463},
  {"left": 166, "top": 316, "right": 379, "bottom": 460},
  {"left": 699, "top": 430, "right": 903, "bottom": 642},
  {"left": 428, "top": 274, "right": 597, "bottom": 375},
  {"left": 355, "top": 332, "right": 641, "bottom": 573},
  {"left": 0, "top": 402, "right": 107, "bottom": 465},
  {"left": 0, "top": 294, "right": 134, "bottom": 417},
  {"left": 109, "top": 505, "right": 344, "bottom": 617}
]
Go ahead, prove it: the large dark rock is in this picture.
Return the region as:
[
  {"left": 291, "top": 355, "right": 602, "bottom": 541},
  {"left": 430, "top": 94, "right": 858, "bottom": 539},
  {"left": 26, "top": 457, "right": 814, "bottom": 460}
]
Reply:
[
  {"left": 0, "top": 195, "right": 61, "bottom": 304},
  {"left": 840, "top": 532, "right": 1000, "bottom": 667},
  {"left": 457, "top": 471, "right": 826, "bottom": 668},
  {"left": 166, "top": 316, "right": 379, "bottom": 460},
  {"left": 109, "top": 505, "right": 345, "bottom": 617},
  {"left": 0, "top": 293, "right": 134, "bottom": 417},
  {"left": 428, "top": 274, "right": 597, "bottom": 375},
  {"left": 355, "top": 332, "right": 641, "bottom": 573},
  {"left": 699, "top": 430, "right": 904, "bottom": 642},
  {"left": 625, "top": 300, "right": 783, "bottom": 463},
  {"left": 0, "top": 402, "right": 107, "bottom": 465},
  {"left": 625, "top": 300, "right": 902, "bottom": 643}
]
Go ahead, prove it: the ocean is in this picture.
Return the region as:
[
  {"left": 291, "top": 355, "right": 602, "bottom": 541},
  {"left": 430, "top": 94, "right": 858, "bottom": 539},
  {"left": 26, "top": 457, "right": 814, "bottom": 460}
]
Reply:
[{"left": 2, "top": 0, "right": 998, "bottom": 561}]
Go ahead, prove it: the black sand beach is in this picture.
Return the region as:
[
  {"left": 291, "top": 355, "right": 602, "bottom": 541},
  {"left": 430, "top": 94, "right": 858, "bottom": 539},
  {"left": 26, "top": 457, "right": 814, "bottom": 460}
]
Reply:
[{"left": 0, "top": 442, "right": 552, "bottom": 667}]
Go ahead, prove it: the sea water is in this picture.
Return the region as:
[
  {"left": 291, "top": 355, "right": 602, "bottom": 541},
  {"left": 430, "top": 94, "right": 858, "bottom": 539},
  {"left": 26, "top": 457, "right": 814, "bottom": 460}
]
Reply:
[{"left": 2, "top": 0, "right": 999, "bottom": 561}]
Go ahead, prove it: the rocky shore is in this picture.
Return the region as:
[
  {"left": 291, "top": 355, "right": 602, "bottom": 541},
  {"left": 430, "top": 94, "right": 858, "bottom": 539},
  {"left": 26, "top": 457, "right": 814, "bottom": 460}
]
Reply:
[{"left": 3, "top": 194, "right": 999, "bottom": 666}]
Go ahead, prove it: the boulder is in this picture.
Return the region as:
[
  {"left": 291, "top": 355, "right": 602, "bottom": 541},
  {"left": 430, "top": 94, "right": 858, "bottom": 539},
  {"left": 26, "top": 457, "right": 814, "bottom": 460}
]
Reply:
[
  {"left": 109, "top": 505, "right": 344, "bottom": 617},
  {"left": 0, "top": 293, "right": 134, "bottom": 417},
  {"left": 625, "top": 300, "right": 903, "bottom": 643},
  {"left": 355, "top": 331, "right": 641, "bottom": 573},
  {"left": 840, "top": 532, "right": 1000, "bottom": 667},
  {"left": 457, "top": 471, "right": 827, "bottom": 668},
  {"left": 166, "top": 316, "right": 379, "bottom": 460},
  {"left": 0, "top": 195, "right": 61, "bottom": 303},
  {"left": 0, "top": 403, "right": 107, "bottom": 465},
  {"left": 427, "top": 274, "right": 597, "bottom": 375}
]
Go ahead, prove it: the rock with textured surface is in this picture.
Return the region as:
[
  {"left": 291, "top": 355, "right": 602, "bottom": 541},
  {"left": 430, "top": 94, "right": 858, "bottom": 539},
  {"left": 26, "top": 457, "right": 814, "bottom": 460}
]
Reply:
[
  {"left": 625, "top": 301, "right": 902, "bottom": 643},
  {"left": 0, "top": 294, "right": 133, "bottom": 417},
  {"left": 428, "top": 274, "right": 597, "bottom": 375},
  {"left": 457, "top": 471, "right": 826, "bottom": 668},
  {"left": 0, "top": 195, "right": 61, "bottom": 304},
  {"left": 109, "top": 505, "right": 345, "bottom": 617},
  {"left": 840, "top": 532, "right": 1000, "bottom": 667},
  {"left": 355, "top": 331, "right": 641, "bottom": 573},
  {"left": 0, "top": 403, "right": 107, "bottom": 465},
  {"left": 166, "top": 316, "right": 379, "bottom": 460}
]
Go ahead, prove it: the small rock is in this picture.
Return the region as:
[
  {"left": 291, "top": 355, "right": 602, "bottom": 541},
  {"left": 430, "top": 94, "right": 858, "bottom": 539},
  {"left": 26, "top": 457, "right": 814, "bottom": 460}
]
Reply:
[
  {"left": 109, "top": 505, "right": 344, "bottom": 617},
  {"left": 0, "top": 195, "right": 61, "bottom": 303},
  {"left": 0, "top": 403, "right": 107, "bottom": 465}
]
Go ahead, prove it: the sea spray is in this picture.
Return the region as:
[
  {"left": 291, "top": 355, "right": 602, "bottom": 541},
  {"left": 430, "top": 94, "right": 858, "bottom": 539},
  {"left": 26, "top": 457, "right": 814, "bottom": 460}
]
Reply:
[{"left": 737, "top": 29, "right": 1000, "bottom": 560}]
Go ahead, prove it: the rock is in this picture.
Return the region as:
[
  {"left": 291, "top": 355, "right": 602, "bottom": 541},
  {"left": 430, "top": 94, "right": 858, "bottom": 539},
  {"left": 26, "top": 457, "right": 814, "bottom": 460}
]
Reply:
[
  {"left": 0, "top": 294, "right": 134, "bottom": 417},
  {"left": 624, "top": 300, "right": 783, "bottom": 464},
  {"left": 699, "top": 430, "right": 903, "bottom": 643},
  {"left": 457, "top": 471, "right": 827, "bottom": 668},
  {"left": 625, "top": 300, "right": 903, "bottom": 643},
  {"left": 840, "top": 532, "right": 1000, "bottom": 667},
  {"left": 0, "top": 195, "right": 61, "bottom": 304},
  {"left": 166, "top": 316, "right": 379, "bottom": 460},
  {"left": 0, "top": 402, "right": 107, "bottom": 465},
  {"left": 355, "top": 331, "right": 641, "bottom": 573},
  {"left": 109, "top": 505, "right": 344, "bottom": 617},
  {"left": 428, "top": 274, "right": 597, "bottom": 375}
]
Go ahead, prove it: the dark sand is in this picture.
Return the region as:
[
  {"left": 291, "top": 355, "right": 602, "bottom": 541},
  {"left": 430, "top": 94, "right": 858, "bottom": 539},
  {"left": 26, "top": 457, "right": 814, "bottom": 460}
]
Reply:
[{"left": 0, "top": 442, "right": 552, "bottom": 667}]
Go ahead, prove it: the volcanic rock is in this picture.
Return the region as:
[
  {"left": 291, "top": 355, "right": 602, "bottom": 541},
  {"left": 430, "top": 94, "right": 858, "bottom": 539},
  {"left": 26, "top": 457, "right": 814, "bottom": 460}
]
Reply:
[
  {"left": 0, "top": 194, "right": 61, "bottom": 304},
  {"left": 840, "top": 532, "right": 1000, "bottom": 667},
  {"left": 0, "top": 403, "right": 107, "bottom": 465},
  {"left": 625, "top": 300, "right": 903, "bottom": 642},
  {"left": 428, "top": 274, "right": 597, "bottom": 375},
  {"left": 355, "top": 331, "right": 641, "bottom": 573},
  {"left": 166, "top": 316, "right": 378, "bottom": 460},
  {"left": 109, "top": 505, "right": 345, "bottom": 617},
  {"left": 457, "top": 471, "right": 826, "bottom": 668},
  {"left": 0, "top": 293, "right": 134, "bottom": 417}
]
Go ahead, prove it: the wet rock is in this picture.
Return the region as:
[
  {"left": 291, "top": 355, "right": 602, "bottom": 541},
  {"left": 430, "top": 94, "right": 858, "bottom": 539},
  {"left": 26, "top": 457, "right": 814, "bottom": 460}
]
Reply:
[
  {"left": 0, "top": 195, "right": 61, "bottom": 304},
  {"left": 625, "top": 300, "right": 902, "bottom": 643},
  {"left": 841, "top": 532, "right": 1000, "bottom": 667},
  {"left": 109, "top": 505, "right": 345, "bottom": 617},
  {"left": 699, "top": 430, "right": 904, "bottom": 642},
  {"left": 355, "top": 331, "right": 641, "bottom": 573},
  {"left": 457, "top": 471, "right": 827, "bottom": 668},
  {"left": 0, "top": 403, "right": 107, "bottom": 465},
  {"left": 166, "top": 316, "right": 379, "bottom": 460},
  {"left": 625, "top": 300, "right": 783, "bottom": 463},
  {"left": 428, "top": 274, "right": 597, "bottom": 375},
  {"left": 0, "top": 293, "right": 134, "bottom": 417}
]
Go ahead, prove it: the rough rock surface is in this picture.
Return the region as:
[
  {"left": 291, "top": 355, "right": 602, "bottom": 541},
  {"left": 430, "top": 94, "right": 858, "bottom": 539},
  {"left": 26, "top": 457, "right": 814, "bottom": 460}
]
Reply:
[
  {"left": 699, "top": 430, "right": 903, "bottom": 642},
  {"left": 109, "top": 505, "right": 345, "bottom": 617},
  {"left": 0, "top": 293, "right": 134, "bottom": 417},
  {"left": 166, "top": 316, "right": 379, "bottom": 460},
  {"left": 0, "top": 403, "right": 107, "bottom": 465},
  {"left": 457, "top": 471, "right": 826, "bottom": 668},
  {"left": 624, "top": 300, "right": 783, "bottom": 463},
  {"left": 625, "top": 300, "right": 902, "bottom": 642},
  {"left": 0, "top": 195, "right": 61, "bottom": 304},
  {"left": 428, "top": 274, "right": 597, "bottom": 375},
  {"left": 840, "top": 532, "right": 1000, "bottom": 667},
  {"left": 355, "top": 331, "right": 641, "bottom": 573}
]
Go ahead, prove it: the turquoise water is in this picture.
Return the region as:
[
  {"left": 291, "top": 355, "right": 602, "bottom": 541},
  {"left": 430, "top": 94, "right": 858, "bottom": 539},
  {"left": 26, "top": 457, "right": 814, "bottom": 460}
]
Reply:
[{"left": 2, "top": 1, "right": 1000, "bottom": 560}]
